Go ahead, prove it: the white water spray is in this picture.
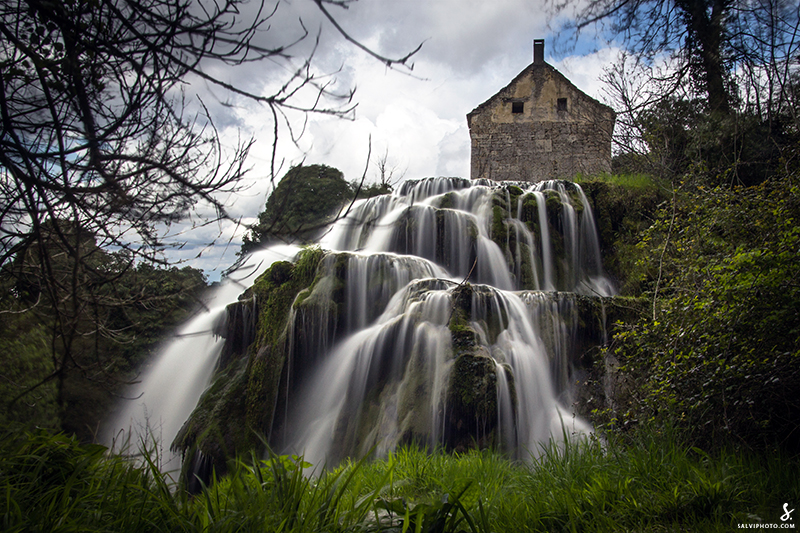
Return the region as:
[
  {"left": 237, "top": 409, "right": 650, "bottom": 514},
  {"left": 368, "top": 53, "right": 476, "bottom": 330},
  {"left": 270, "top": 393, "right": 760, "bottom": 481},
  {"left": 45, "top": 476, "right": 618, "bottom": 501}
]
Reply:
[
  {"left": 102, "top": 244, "right": 300, "bottom": 473},
  {"left": 105, "top": 177, "right": 614, "bottom": 470}
]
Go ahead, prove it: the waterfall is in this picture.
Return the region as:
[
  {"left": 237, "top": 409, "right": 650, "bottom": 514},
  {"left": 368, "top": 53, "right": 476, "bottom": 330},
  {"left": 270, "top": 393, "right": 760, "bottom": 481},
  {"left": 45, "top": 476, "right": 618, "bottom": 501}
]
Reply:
[
  {"left": 105, "top": 177, "right": 614, "bottom": 470},
  {"left": 282, "top": 177, "right": 611, "bottom": 463},
  {"left": 283, "top": 278, "right": 455, "bottom": 466},
  {"left": 102, "top": 244, "right": 300, "bottom": 473}
]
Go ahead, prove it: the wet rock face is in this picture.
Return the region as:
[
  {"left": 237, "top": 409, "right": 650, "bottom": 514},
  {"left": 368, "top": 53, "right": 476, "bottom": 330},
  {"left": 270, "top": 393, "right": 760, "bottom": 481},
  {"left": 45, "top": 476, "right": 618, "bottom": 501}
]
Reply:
[
  {"left": 444, "top": 350, "right": 498, "bottom": 451},
  {"left": 215, "top": 298, "right": 257, "bottom": 370},
  {"left": 443, "top": 283, "right": 498, "bottom": 451},
  {"left": 172, "top": 251, "right": 325, "bottom": 485}
]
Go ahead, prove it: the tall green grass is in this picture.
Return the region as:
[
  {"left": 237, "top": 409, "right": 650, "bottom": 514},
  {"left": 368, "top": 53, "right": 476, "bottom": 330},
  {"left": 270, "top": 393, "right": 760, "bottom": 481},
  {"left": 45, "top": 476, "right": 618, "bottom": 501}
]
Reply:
[{"left": 2, "top": 428, "right": 797, "bottom": 532}]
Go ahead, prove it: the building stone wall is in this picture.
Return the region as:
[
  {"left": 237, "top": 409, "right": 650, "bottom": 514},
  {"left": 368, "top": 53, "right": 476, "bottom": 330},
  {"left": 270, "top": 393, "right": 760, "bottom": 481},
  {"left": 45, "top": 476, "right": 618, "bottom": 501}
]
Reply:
[{"left": 467, "top": 57, "right": 616, "bottom": 182}]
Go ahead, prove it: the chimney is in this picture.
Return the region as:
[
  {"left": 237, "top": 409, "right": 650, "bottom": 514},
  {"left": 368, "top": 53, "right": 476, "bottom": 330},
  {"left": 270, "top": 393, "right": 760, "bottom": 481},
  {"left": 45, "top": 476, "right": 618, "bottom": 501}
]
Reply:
[{"left": 533, "top": 39, "right": 545, "bottom": 64}]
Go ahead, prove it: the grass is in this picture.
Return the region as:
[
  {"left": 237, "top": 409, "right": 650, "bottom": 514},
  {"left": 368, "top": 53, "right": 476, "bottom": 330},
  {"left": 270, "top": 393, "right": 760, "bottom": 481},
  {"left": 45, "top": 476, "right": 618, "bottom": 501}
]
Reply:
[
  {"left": 574, "top": 172, "right": 662, "bottom": 190},
  {"left": 1, "top": 427, "right": 797, "bottom": 532}
]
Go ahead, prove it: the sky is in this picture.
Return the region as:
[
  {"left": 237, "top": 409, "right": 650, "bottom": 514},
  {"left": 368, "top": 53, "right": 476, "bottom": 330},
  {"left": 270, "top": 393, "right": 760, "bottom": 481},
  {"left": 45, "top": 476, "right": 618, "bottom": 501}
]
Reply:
[{"left": 169, "top": 0, "right": 622, "bottom": 281}]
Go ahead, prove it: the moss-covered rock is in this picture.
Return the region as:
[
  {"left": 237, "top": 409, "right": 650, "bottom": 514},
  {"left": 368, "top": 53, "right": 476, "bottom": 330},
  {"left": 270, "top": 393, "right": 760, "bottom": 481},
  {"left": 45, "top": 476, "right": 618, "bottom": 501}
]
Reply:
[
  {"left": 505, "top": 184, "right": 524, "bottom": 206},
  {"left": 172, "top": 246, "right": 325, "bottom": 487},
  {"left": 444, "top": 350, "right": 498, "bottom": 452},
  {"left": 490, "top": 204, "right": 509, "bottom": 248},
  {"left": 444, "top": 283, "right": 500, "bottom": 450},
  {"left": 437, "top": 192, "right": 458, "bottom": 210},
  {"left": 172, "top": 356, "right": 250, "bottom": 488},
  {"left": 578, "top": 180, "right": 667, "bottom": 295}
]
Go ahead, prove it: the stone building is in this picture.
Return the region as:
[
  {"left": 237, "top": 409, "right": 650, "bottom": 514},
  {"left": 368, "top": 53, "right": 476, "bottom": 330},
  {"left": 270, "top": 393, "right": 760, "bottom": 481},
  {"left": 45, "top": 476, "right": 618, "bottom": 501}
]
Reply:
[{"left": 467, "top": 40, "right": 616, "bottom": 182}]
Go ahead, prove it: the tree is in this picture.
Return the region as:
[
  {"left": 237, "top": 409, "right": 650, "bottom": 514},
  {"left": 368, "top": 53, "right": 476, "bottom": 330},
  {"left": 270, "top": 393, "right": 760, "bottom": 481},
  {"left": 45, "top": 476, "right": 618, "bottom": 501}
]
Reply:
[
  {"left": 0, "top": 0, "right": 418, "bottom": 426},
  {"left": 373, "top": 146, "right": 406, "bottom": 190},
  {"left": 574, "top": 0, "right": 800, "bottom": 183},
  {"left": 241, "top": 164, "right": 353, "bottom": 252},
  {"left": 554, "top": 0, "right": 799, "bottom": 116},
  {"left": 3, "top": 221, "right": 208, "bottom": 436}
]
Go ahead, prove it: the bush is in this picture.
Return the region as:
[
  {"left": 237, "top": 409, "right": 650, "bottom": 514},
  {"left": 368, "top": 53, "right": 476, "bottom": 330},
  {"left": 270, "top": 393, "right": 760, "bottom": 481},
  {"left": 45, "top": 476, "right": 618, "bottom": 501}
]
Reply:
[{"left": 595, "top": 169, "right": 800, "bottom": 452}]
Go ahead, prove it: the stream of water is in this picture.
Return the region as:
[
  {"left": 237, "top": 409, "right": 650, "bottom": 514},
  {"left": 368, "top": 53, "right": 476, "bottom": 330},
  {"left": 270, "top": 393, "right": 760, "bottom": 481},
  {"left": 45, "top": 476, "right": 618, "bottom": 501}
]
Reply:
[{"left": 104, "top": 178, "right": 613, "bottom": 471}]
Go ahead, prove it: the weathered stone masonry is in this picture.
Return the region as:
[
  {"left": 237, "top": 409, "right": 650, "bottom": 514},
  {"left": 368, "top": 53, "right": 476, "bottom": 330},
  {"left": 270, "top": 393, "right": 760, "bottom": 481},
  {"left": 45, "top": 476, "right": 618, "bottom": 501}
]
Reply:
[{"left": 468, "top": 40, "right": 616, "bottom": 182}]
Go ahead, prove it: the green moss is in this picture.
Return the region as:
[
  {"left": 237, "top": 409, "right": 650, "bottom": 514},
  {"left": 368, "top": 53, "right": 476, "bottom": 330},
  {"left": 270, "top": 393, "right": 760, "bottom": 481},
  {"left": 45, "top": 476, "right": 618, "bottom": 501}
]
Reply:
[
  {"left": 544, "top": 189, "right": 562, "bottom": 216},
  {"left": 449, "top": 285, "right": 475, "bottom": 352},
  {"left": 567, "top": 186, "right": 585, "bottom": 215},
  {"left": 450, "top": 321, "right": 477, "bottom": 352},
  {"left": 173, "top": 357, "right": 251, "bottom": 482},
  {"left": 505, "top": 184, "right": 524, "bottom": 206},
  {"left": 294, "top": 245, "right": 325, "bottom": 283},
  {"left": 245, "top": 251, "right": 327, "bottom": 435},
  {"left": 444, "top": 283, "right": 501, "bottom": 449},
  {"left": 174, "top": 248, "right": 327, "bottom": 482},
  {"left": 491, "top": 204, "right": 508, "bottom": 248},
  {"left": 575, "top": 171, "right": 662, "bottom": 189},
  {"left": 243, "top": 343, "right": 282, "bottom": 444},
  {"left": 517, "top": 242, "right": 537, "bottom": 290},
  {"left": 445, "top": 351, "right": 499, "bottom": 451},
  {"left": 450, "top": 353, "right": 497, "bottom": 418},
  {"left": 467, "top": 217, "right": 480, "bottom": 242},
  {"left": 250, "top": 263, "right": 300, "bottom": 346},
  {"left": 517, "top": 193, "right": 541, "bottom": 235},
  {"left": 438, "top": 192, "right": 458, "bottom": 210}
]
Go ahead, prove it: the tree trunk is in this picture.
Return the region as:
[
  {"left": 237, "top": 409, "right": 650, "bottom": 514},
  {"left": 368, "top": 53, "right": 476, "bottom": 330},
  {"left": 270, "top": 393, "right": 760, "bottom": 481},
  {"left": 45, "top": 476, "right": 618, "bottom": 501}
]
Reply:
[{"left": 679, "top": 0, "right": 731, "bottom": 114}]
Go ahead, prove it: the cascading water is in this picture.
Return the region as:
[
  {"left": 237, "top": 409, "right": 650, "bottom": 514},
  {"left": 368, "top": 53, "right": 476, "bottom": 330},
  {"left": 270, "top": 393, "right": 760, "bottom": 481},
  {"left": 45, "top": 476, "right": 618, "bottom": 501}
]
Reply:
[
  {"left": 105, "top": 177, "right": 614, "bottom": 473},
  {"left": 102, "top": 244, "right": 300, "bottom": 473}
]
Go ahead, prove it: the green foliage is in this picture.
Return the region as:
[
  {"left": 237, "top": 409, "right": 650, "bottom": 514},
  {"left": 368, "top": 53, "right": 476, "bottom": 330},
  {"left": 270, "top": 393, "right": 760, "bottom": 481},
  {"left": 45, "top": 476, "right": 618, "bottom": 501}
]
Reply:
[
  {"left": 1, "top": 429, "right": 797, "bottom": 531},
  {"left": 0, "top": 430, "right": 194, "bottom": 532},
  {"left": 356, "top": 182, "right": 393, "bottom": 199},
  {"left": 0, "top": 303, "right": 59, "bottom": 430},
  {"left": 197, "top": 448, "right": 388, "bottom": 532},
  {"left": 636, "top": 99, "right": 799, "bottom": 186},
  {"left": 241, "top": 165, "right": 395, "bottom": 255},
  {"left": 107, "top": 263, "right": 208, "bottom": 372},
  {"left": 575, "top": 172, "right": 661, "bottom": 190},
  {"left": 596, "top": 169, "right": 800, "bottom": 451},
  {"left": 0, "top": 247, "right": 207, "bottom": 440},
  {"left": 376, "top": 483, "right": 487, "bottom": 533},
  {"left": 241, "top": 165, "right": 355, "bottom": 253}
]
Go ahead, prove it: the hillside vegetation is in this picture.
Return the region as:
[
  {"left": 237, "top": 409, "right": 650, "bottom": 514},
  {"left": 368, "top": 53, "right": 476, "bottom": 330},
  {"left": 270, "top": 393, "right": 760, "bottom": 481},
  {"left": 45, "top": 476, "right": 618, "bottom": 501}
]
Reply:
[{"left": 590, "top": 170, "right": 800, "bottom": 452}]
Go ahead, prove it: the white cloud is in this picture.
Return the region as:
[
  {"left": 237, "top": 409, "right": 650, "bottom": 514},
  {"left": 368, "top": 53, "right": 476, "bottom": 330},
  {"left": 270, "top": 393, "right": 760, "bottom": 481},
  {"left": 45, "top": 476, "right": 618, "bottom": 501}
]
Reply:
[
  {"left": 552, "top": 47, "right": 623, "bottom": 102},
  {"left": 170, "top": 0, "right": 620, "bottom": 280}
]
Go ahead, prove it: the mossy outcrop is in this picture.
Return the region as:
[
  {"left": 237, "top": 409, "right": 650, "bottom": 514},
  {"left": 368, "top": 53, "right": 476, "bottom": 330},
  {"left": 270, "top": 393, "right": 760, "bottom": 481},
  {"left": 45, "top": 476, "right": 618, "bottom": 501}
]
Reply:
[
  {"left": 172, "top": 247, "right": 325, "bottom": 486},
  {"left": 486, "top": 185, "right": 586, "bottom": 291},
  {"left": 578, "top": 181, "right": 667, "bottom": 294},
  {"left": 444, "top": 284, "right": 499, "bottom": 451}
]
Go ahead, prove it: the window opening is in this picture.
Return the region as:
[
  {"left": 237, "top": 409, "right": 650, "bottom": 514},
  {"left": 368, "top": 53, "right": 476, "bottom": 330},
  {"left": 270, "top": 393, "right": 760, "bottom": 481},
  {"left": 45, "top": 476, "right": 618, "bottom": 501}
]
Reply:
[
  {"left": 512, "top": 101, "right": 524, "bottom": 114},
  {"left": 557, "top": 98, "right": 567, "bottom": 111}
]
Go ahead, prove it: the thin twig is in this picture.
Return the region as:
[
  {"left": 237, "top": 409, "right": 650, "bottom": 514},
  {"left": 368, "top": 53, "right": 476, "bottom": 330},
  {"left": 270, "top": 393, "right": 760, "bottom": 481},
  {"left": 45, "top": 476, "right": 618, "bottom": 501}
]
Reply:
[{"left": 653, "top": 186, "right": 676, "bottom": 322}]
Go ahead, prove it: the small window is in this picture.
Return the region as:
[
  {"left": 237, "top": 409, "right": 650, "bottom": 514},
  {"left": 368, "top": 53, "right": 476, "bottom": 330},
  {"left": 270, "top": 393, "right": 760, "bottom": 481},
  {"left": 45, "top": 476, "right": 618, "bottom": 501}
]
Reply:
[
  {"left": 512, "top": 101, "right": 524, "bottom": 114},
  {"left": 557, "top": 98, "right": 568, "bottom": 112}
]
